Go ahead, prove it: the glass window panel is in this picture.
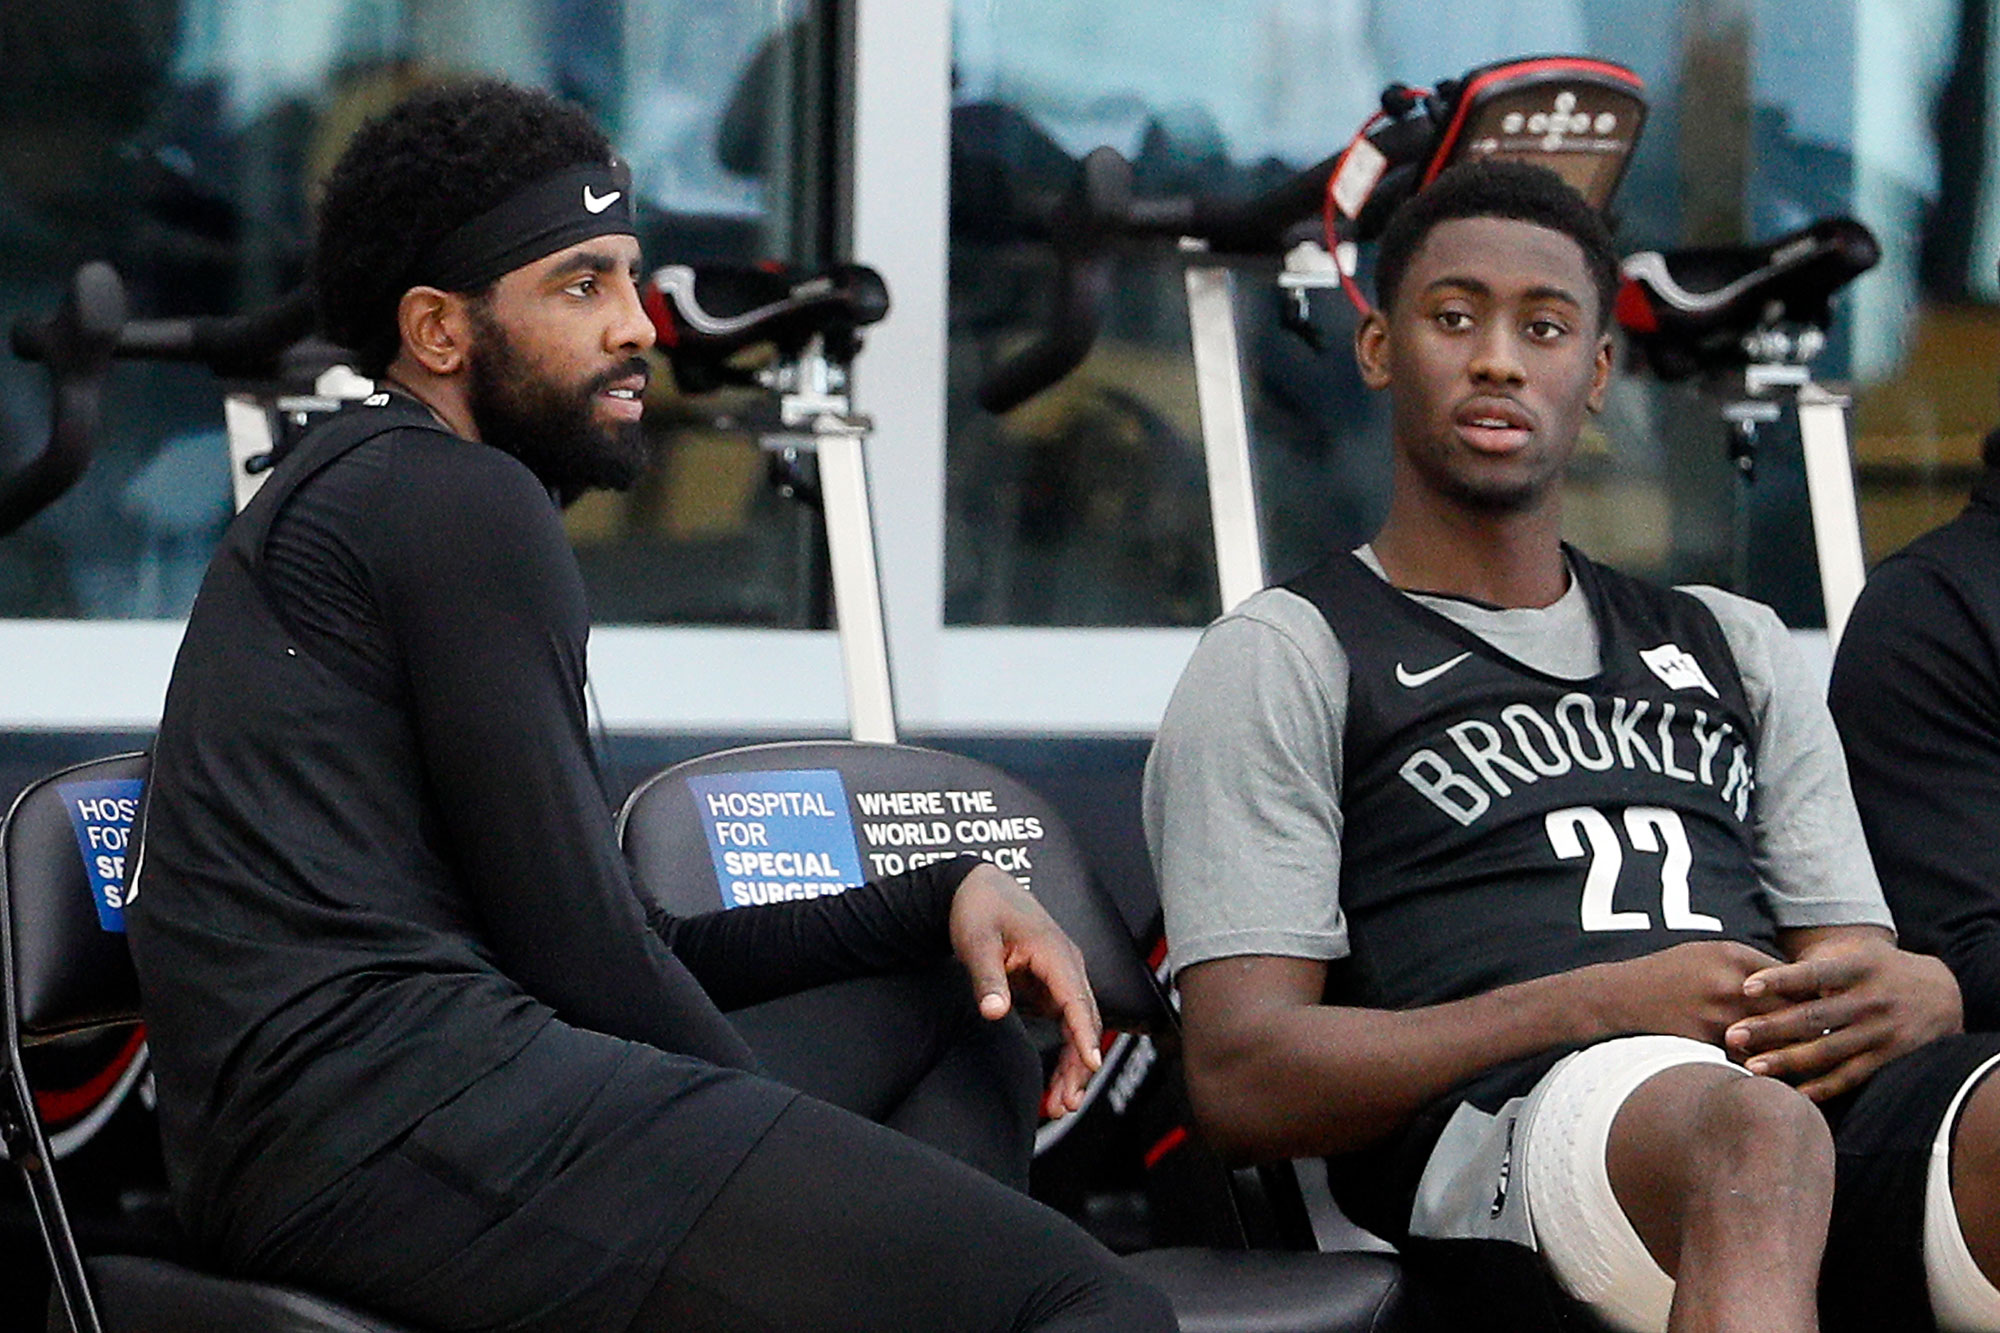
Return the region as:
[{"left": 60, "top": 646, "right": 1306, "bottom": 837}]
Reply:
[
  {"left": 946, "top": 0, "right": 1872, "bottom": 628},
  {"left": 0, "top": 0, "right": 839, "bottom": 625},
  {"left": 1847, "top": 0, "right": 2000, "bottom": 568}
]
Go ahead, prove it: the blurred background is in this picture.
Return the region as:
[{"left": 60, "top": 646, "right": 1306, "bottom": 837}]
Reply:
[{"left": 0, "top": 1, "right": 1993, "bottom": 642}]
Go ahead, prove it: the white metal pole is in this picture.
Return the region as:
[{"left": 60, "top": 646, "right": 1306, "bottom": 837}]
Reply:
[
  {"left": 1796, "top": 380, "right": 1866, "bottom": 646},
  {"left": 1184, "top": 265, "right": 1267, "bottom": 612},
  {"left": 222, "top": 394, "right": 277, "bottom": 513},
  {"left": 816, "top": 433, "right": 899, "bottom": 742}
]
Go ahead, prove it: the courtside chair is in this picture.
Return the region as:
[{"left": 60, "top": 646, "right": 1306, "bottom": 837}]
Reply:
[
  {"left": 619, "top": 739, "right": 1414, "bottom": 1333},
  {"left": 0, "top": 752, "right": 419, "bottom": 1333}
]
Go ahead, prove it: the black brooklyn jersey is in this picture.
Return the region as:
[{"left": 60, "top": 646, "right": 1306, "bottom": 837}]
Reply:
[{"left": 1285, "top": 550, "right": 1780, "bottom": 1011}]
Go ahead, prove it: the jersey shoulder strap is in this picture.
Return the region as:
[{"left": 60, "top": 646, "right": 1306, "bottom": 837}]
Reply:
[
  {"left": 1564, "top": 550, "right": 1755, "bottom": 719},
  {"left": 1280, "top": 544, "right": 1757, "bottom": 747},
  {"left": 1279, "top": 547, "right": 1408, "bottom": 651}
]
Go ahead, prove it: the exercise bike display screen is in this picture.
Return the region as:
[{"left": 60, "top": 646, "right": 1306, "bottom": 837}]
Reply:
[{"left": 1426, "top": 60, "right": 1647, "bottom": 213}]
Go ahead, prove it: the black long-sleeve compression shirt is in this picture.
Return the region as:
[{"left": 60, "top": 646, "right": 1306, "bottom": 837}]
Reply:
[
  {"left": 130, "top": 399, "right": 975, "bottom": 1246},
  {"left": 1831, "top": 474, "right": 2000, "bottom": 1029}
]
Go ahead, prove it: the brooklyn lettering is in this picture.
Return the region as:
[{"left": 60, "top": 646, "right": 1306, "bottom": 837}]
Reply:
[{"left": 1398, "top": 693, "right": 1753, "bottom": 827}]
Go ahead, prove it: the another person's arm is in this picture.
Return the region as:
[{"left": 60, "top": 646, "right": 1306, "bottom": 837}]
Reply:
[
  {"left": 365, "top": 444, "right": 1084, "bottom": 1062},
  {"left": 660, "top": 862, "right": 1104, "bottom": 1111},
  {"left": 1827, "top": 550, "right": 2000, "bottom": 1028},
  {"left": 372, "top": 442, "right": 1096, "bottom": 1088},
  {"left": 371, "top": 441, "right": 776, "bottom": 1063}
]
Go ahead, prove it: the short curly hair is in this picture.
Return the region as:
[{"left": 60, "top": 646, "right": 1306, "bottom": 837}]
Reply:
[
  {"left": 1372, "top": 159, "right": 1619, "bottom": 330},
  {"left": 313, "top": 79, "right": 614, "bottom": 375}
]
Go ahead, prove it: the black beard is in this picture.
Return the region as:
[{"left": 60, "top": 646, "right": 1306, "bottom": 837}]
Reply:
[{"left": 465, "top": 307, "right": 650, "bottom": 502}]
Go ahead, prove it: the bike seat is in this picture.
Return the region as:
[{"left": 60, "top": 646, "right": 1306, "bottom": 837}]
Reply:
[
  {"left": 643, "top": 262, "right": 888, "bottom": 391},
  {"left": 1615, "top": 217, "right": 1878, "bottom": 378}
]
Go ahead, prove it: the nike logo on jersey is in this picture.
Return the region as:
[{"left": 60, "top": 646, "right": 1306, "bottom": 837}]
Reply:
[
  {"left": 583, "top": 185, "right": 622, "bottom": 214},
  {"left": 1639, "top": 643, "right": 1719, "bottom": 698},
  {"left": 1396, "top": 652, "right": 1472, "bottom": 688}
]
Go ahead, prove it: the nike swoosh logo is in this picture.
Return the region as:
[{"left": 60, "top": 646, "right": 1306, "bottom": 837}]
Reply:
[
  {"left": 1395, "top": 652, "right": 1472, "bottom": 688},
  {"left": 583, "top": 186, "right": 622, "bottom": 214}
]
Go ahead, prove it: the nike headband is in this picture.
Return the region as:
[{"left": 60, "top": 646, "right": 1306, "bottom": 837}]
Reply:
[{"left": 411, "top": 159, "right": 637, "bottom": 293}]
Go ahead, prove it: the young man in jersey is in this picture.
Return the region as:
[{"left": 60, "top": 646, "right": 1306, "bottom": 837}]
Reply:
[
  {"left": 1144, "top": 159, "right": 2000, "bottom": 1333},
  {"left": 128, "top": 80, "right": 1175, "bottom": 1333}
]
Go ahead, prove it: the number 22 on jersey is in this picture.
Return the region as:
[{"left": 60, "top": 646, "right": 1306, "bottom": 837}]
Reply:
[{"left": 1545, "top": 806, "right": 1724, "bottom": 933}]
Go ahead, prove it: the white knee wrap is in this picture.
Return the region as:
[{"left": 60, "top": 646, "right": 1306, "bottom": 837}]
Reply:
[
  {"left": 1926, "top": 1051, "right": 2000, "bottom": 1333},
  {"left": 1519, "top": 1035, "right": 1741, "bottom": 1333}
]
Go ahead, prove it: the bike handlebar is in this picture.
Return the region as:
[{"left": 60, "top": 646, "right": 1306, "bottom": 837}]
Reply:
[
  {"left": 0, "top": 263, "right": 128, "bottom": 536},
  {"left": 1, "top": 265, "right": 318, "bottom": 536},
  {"left": 977, "top": 147, "right": 1337, "bottom": 414},
  {"left": 1128, "top": 155, "right": 1342, "bottom": 255},
  {"left": 10, "top": 282, "right": 316, "bottom": 379},
  {"left": 976, "top": 147, "right": 1128, "bottom": 415}
]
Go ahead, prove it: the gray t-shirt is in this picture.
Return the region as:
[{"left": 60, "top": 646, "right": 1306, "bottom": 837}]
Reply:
[{"left": 1143, "top": 552, "right": 1892, "bottom": 975}]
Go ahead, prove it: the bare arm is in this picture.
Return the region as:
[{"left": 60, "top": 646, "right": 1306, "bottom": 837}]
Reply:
[{"left": 1179, "top": 939, "right": 1784, "bottom": 1162}]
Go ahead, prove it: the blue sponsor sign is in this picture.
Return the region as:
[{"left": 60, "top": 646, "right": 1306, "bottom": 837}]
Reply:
[
  {"left": 686, "top": 769, "right": 866, "bottom": 909},
  {"left": 57, "top": 779, "right": 143, "bottom": 933}
]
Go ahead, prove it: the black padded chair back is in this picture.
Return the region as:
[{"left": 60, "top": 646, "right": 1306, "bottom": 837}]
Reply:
[
  {"left": 2, "top": 752, "right": 147, "bottom": 1044},
  {"left": 619, "top": 740, "right": 1167, "bottom": 1031},
  {"left": 621, "top": 741, "right": 1414, "bottom": 1333},
  {"left": 1, "top": 754, "right": 148, "bottom": 1333},
  {"left": 1, "top": 754, "right": 420, "bottom": 1333}
]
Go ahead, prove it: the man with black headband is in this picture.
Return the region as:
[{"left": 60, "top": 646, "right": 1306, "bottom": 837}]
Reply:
[{"left": 128, "top": 80, "right": 1174, "bottom": 1333}]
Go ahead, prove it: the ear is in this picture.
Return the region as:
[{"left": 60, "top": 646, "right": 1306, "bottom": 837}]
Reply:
[
  {"left": 396, "top": 287, "right": 472, "bottom": 376},
  {"left": 1355, "top": 308, "right": 1393, "bottom": 391},
  {"left": 1586, "top": 332, "right": 1613, "bottom": 413}
]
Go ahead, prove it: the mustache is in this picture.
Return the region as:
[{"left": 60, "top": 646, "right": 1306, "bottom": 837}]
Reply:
[{"left": 586, "top": 357, "right": 651, "bottom": 396}]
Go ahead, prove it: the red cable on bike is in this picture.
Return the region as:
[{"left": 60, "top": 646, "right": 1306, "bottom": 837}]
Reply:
[{"left": 1321, "top": 110, "right": 1395, "bottom": 317}]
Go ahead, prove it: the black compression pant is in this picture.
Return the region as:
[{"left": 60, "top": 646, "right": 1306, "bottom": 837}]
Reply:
[
  {"left": 239, "top": 962, "right": 1171, "bottom": 1333},
  {"left": 727, "top": 957, "right": 1041, "bottom": 1190},
  {"left": 631, "top": 958, "right": 1176, "bottom": 1333},
  {"left": 629, "top": 1094, "right": 1176, "bottom": 1332}
]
